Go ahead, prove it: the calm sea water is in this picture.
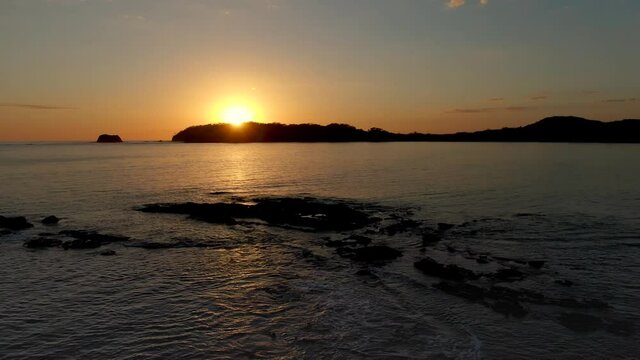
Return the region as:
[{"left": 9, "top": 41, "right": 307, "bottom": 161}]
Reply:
[{"left": 0, "top": 142, "right": 639, "bottom": 359}]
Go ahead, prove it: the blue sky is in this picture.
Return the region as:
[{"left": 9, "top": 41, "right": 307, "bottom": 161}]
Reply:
[{"left": 1, "top": 0, "right": 638, "bottom": 139}]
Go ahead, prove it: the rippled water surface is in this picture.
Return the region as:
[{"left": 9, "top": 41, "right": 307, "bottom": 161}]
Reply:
[{"left": 1, "top": 142, "right": 639, "bottom": 359}]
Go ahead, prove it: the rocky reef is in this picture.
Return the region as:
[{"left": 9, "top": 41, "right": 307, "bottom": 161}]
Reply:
[{"left": 138, "top": 197, "right": 379, "bottom": 232}]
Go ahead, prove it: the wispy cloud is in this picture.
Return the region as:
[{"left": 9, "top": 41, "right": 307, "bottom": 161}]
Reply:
[
  {"left": 447, "top": 105, "right": 533, "bottom": 114},
  {"left": 530, "top": 96, "right": 548, "bottom": 101},
  {"left": 447, "top": 0, "right": 489, "bottom": 8},
  {"left": 602, "top": 98, "right": 637, "bottom": 103},
  {"left": 505, "top": 106, "right": 531, "bottom": 112},
  {"left": 448, "top": 107, "right": 493, "bottom": 113},
  {"left": 0, "top": 103, "right": 76, "bottom": 110},
  {"left": 488, "top": 97, "right": 504, "bottom": 102}
]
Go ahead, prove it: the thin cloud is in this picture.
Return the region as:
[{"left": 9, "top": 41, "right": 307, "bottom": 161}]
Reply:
[
  {"left": 530, "top": 96, "right": 548, "bottom": 101},
  {"left": 448, "top": 108, "right": 494, "bottom": 113},
  {"left": 447, "top": 0, "right": 489, "bottom": 8},
  {"left": 488, "top": 97, "right": 504, "bottom": 102},
  {"left": 602, "top": 98, "right": 637, "bottom": 103},
  {"left": 0, "top": 103, "right": 76, "bottom": 110},
  {"left": 447, "top": 106, "right": 533, "bottom": 114},
  {"left": 505, "top": 106, "right": 531, "bottom": 111},
  {"left": 602, "top": 99, "right": 628, "bottom": 103}
]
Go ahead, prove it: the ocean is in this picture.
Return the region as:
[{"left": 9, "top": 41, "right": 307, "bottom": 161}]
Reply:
[{"left": 0, "top": 141, "right": 639, "bottom": 359}]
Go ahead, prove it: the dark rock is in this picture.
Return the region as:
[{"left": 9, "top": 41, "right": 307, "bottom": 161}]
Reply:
[
  {"left": 59, "top": 230, "right": 129, "bottom": 244},
  {"left": 414, "top": 257, "right": 479, "bottom": 281},
  {"left": 434, "top": 280, "right": 608, "bottom": 317},
  {"left": 338, "top": 246, "right": 402, "bottom": 263},
  {"left": 100, "top": 249, "right": 116, "bottom": 256},
  {"left": 62, "top": 238, "right": 103, "bottom": 250},
  {"left": 57, "top": 230, "right": 129, "bottom": 250},
  {"left": 433, "top": 281, "right": 486, "bottom": 302},
  {"left": 446, "top": 245, "right": 456, "bottom": 253},
  {"left": 557, "top": 313, "right": 603, "bottom": 333},
  {"left": 345, "top": 234, "right": 372, "bottom": 246},
  {"left": 555, "top": 279, "right": 574, "bottom": 287},
  {"left": 325, "top": 240, "right": 351, "bottom": 247},
  {"left": 528, "top": 260, "right": 545, "bottom": 269},
  {"left": 421, "top": 231, "right": 441, "bottom": 245},
  {"left": 437, "top": 223, "right": 455, "bottom": 231},
  {"left": 0, "top": 230, "right": 11, "bottom": 236},
  {"left": 41, "top": 215, "right": 60, "bottom": 225},
  {"left": 380, "top": 219, "right": 421, "bottom": 235},
  {"left": 489, "top": 267, "right": 526, "bottom": 282},
  {"left": 23, "top": 238, "right": 62, "bottom": 248},
  {"left": 356, "top": 269, "right": 373, "bottom": 276},
  {"left": 326, "top": 234, "right": 372, "bottom": 248},
  {"left": 476, "top": 256, "right": 490, "bottom": 264},
  {"left": 0, "top": 216, "right": 33, "bottom": 230},
  {"left": 125, "top": 240, "right": 218, "bottom": 249},
  {"left": 490, "top": 299, "right": 528, "bottom": 318},
  {"left": 605, "top": 320, "right": 635, "bottom": 337},
  {"left": 96, "top": 134, "right": 123, "bottom": 143},
  {"left": 494, "top": 256, "right": 527, "bottom": 265},
  {"left": 138, "top": 197, "right": 379, "bottom": 232}
]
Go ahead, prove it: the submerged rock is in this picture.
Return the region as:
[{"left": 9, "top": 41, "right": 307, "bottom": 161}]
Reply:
[
  {"left": 345, "top": 234, "right": 373, "bottom": 246},
  {"left": 421, "top": 231, "right": 442, "bottom": 245},
  {"left": 138, "top": 197, "right": 379, "bottom": 232},
  {"left": 337, "top": 245, "right": 402, "bottom": 263},
  {"left": 325, "top": 234, "right": 372, "bottom": 248},
  {"left": 59, "top": 230, "right": 129, "bottom": 244},
  {"left": 414, "top": 257, "right": 479, "bottom": 281},
  {"left": 58, "top": 230, "right": 129, "bottom": 250},
  {"left": 62, "top": 238, "right": 103, "bottom": 250},
  {"left": 23, "top": 237, "right": 62, "bottom": 248},
  {"left": 0, "top": 216, "right": 33, "bottom": 230},
  {"left": 555, "top": 279, "right": 574, "bottom": 287},
  {"left": 434, "top": 280, "right": 608, "bottom": 317},
  {"left": 353, "top": 246, "right": 402, "bottom": 263},
  {"left": 437, "top": 223, "right": 455, "bottom": 231},
  {"left": 380, "top": 219, "right": 421, "bottom": 235},
  {"left": 528, "top": 260, "right": 545, "bottom": 269},
  {"left": 490, "top": 299, "right": 528, "bottom": 318},
  {"left": 125, "top": 240, "right": 219, "bottom": 249},
  {"left": 41, "top": 215, "right": 60, "bottom": 225},
  {"left": 489, "top": 267, "right": 526, "bottom": 282},
  {"left": 557, "top": 313, "right": 603, "bottom": 333},
  {"left": 100, "top": 249, "right": 117, "bottom": 256}
]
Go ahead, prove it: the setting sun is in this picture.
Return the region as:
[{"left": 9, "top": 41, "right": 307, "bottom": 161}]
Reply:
[{"left": 221, "top": 106, "right": 253, "bottom": 126}]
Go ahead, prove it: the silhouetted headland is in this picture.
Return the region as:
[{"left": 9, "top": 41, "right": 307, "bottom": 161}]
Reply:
[
  {"left": 172, "top": 116, "right": 640, "bottom": 143},
  {"left": 97, "top": 134, "right": 123, "bottom": 143}
]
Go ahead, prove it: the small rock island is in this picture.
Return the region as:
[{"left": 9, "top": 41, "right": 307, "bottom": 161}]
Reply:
[{"left": 96, "top": 134, "right": 123, "bottom": 143}]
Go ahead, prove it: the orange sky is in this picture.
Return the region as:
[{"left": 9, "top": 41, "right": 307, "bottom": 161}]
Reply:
[{"left": 1, "top": 0, "right": 638, "bottom": 140}]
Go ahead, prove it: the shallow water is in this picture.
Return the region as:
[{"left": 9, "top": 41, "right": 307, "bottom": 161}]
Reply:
[{"left": 1, "top": 142, "right": 639, "bottom": 359}]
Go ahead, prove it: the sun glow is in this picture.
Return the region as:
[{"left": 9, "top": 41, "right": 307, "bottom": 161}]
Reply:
[{"left": 221, "top": 105, "right": 254, "bottom": 126}]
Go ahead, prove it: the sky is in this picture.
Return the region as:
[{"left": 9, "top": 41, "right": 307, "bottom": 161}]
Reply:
[{"left": 0, "top": 0, "right": 639, "bottom": 140}]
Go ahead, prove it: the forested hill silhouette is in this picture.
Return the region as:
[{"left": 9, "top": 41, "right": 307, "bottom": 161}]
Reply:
[{"left": 172, "top": 116, "right": 640, "bottom": 143}]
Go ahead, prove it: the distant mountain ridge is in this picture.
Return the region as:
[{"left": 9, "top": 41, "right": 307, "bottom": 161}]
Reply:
[{"left": 172, "top": 116, "right": 640, "bottom": 143}]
